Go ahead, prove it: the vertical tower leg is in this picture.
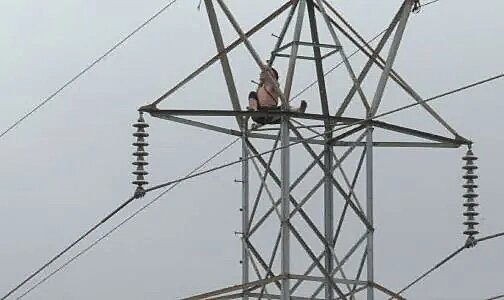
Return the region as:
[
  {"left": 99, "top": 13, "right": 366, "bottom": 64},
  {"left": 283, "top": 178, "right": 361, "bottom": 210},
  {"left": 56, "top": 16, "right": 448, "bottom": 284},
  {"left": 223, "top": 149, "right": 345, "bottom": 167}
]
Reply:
[
  {"left": 366, "top": 127, "right": 375, "bottom": 300},
  {"left": 280, "top": 2, "right": 305, "bottom": 296},
  {"left": 280, "top": 115, "right": 290, "bottom": 300},
  {"left": 241, "top": 119, "right": 250, "bottom": 300},
  {"left": 306, "top": 1, "right": 334, "bottom": 297}
]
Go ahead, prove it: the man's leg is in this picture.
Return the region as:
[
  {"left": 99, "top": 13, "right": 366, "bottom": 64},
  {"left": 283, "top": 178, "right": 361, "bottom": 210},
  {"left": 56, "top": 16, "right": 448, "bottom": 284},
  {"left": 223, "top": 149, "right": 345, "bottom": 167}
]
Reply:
[
  {"left": 248, "top": 91, "right": 259, "bottom": 111},
  {"left": 288, "top": 100, "right": 307, "bottom": 113}
]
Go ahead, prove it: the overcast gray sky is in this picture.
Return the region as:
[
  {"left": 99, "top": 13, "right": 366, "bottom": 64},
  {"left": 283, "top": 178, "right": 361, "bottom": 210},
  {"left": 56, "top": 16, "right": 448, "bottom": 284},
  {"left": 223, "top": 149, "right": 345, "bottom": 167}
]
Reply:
[{"left": 1, "top": 0, "right": 503, "bottom": 299}]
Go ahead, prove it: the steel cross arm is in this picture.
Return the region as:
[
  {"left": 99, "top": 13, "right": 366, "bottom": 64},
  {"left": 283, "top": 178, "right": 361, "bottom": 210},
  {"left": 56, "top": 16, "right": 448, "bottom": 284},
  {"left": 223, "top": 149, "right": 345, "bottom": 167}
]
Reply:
[
  {"left": 312, "top": 0, "right": 370, "bottom": 111},
  {"left": 246, "top": 140, "right": 366, "bottom": 246},
  {"left": 246, "top": 247, "right": 272, "bottom": 296},
  {"left": 320, "top": 1, "right": 462, "bottom": 138},
  {"left": 307, "top": 0, "right": 330, "bottom": 117},
  {"left": 144, "top": 109, "right": 467, "bottom": 145},
  {"left": 335, "top": 1, "right": 405, "bottom": 117},
  {"left": 246, "top": 293, "right": 327, "bottom": 300},
  {"left": 245, "top": 240, "right": 283, "bottom": 290},
  {"left": 311, "top": 233, "right": 368, "bottom": 298},
  {"left": 248, "top": 134, "right": 280, "bottom": 229},
  {"left": 205, "top": 292, "right": 244, "bottom": 300},
  {"left": 333, "top": 141, "right": 462, "bottom": 148},
  {"left": 334, "top": 147, "right": 366, "bottom": 244},
  {"left": 250, "top": 138, "right": 360, "bottom": 238},
  {"left": 369, "top": 0, "right": 413, "bottom": 116},
  {"left": 147, "top": 112, "right": 463, "bottom": 148},
  {"left": 371, "top": 120, "right": 466, "bottom": 144},
  {"left": 292, "top": 147, "right": 367, "bottom": 295},
  {"left": 248, "top": 151, "right": 324, "bottom": 238},
  {"left": 148, "top": 113, "right": 241, "bottom": 136},
  {"left": 288, "top": 223, "right": 349, "bottom": 299},
  {"left": 247, "top": 142, "right": 362, "bottom": 296},
  {"left": 269, "top": 1, "right": 298, "bottom": 66},
  {"left": 331, "top": 151, "right": 364, "bottom": 212},
  {"left": 288, "top": 275, "right": 366, "bottom": 286},
  {"left": 216, "top": 0, "right": 290, "bottom": 107},
  {"left": 257, "top": 228, "right": 283, "bottom": 299},
  {"left": 145, "top": 1, "right": 293, "bottom": 108},
  {"left": 204, "top": 0, "right": 241, "bottom": 120},
  {"left": 352, "top": 250, "right": 368, "bottom": 294},
  {"left": 289, "top": 124, "right": 372, "bottom": 230},
  {"left": 289, "top": 131, "right": 366, "bottom": 223},
  {"left": 142, "top": 108, "right": 358, "bottom": 123},
  {"left": 274, "top": 41, "right": 342, "bottom": 54},
  {"left": 249, "top": 155, "right": 282, "bottom": 220},
  {"left": 182, "top": 275, "right": 285, "bottom": 300},
  {"left": 370, "top": 282, "right": 405, "bottom": 300},
  {"left": 147, "top": 109, "right": 325, "bottom": 145},
  {"left": 336, "top": 285, "right": 369, "bottom": 300}
]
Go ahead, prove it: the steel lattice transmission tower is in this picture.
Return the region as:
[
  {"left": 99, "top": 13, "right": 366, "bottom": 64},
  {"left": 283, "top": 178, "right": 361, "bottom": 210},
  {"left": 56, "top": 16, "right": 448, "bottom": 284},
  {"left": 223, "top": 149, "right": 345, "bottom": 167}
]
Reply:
[{"left": 139, "top": 0, "right": 471, "bottom": 299}]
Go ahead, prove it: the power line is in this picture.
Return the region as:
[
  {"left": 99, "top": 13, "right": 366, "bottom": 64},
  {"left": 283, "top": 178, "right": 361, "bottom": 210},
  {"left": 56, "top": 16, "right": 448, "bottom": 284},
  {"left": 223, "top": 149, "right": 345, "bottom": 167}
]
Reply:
[
  {"left": 0, "top": 7, "right": 382, "bottom": 298},
  {"left": 0, "top": 0, "right": 179, "bottom": 141},
  {"left": 486, "top": 294, "right": 504, "bottom": 300},
  {"left": 393, "top": 231, "right": 504, "bottom": 299},
  {"left": 15, "top": 138, "right": 239, "bottom": 299},
  {"left": 4, "top": 70, "right": 502, "bottom": 299}
]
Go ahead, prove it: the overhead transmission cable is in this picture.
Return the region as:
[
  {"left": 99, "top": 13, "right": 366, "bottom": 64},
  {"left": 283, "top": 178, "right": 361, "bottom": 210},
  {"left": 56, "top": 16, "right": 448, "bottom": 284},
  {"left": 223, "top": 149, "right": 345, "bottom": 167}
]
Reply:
[
  {"left": 1, "top": 4, "right": 376, "bottom": 295},
  {"left": 5, "top": 69, "right": 503, "bottom": 300},
  {"left": 0, "top": 0, "right": 179, "bottom": 141},
  {"left": 392, "top": 231, "right": 504, "bottom": 299},
  {"left": 15, "top": 138, "right": 239, "bottom": 300}
]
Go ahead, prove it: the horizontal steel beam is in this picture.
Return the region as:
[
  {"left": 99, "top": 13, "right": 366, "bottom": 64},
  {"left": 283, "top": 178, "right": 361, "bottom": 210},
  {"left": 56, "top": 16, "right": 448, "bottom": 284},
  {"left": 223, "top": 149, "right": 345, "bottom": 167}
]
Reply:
[
  {"left": 246, "top": 293, "right": 326, "bottom": 300},
  {"left": 145, "top": 109, "right": 468, "bottom": 146},
  {"left": 288, "top": 274, "right": 367, "bottom": 286}
]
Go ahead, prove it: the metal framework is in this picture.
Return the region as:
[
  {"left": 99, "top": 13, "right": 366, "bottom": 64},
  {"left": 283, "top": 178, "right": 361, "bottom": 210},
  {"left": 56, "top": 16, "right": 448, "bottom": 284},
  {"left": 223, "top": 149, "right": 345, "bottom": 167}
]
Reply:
[{"left": 139, "top": 0, "right": 471, "bottom": 299}]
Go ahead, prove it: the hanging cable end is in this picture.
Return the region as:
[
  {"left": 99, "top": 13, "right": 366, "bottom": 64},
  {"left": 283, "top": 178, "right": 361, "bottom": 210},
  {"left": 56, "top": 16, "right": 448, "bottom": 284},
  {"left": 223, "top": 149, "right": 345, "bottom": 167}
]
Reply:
[
  {"left": 465, "top": 236, "right": 478, "bottom": 248},
  {"left": 134, "top": 187, "right": 146, "bottom": 199}
]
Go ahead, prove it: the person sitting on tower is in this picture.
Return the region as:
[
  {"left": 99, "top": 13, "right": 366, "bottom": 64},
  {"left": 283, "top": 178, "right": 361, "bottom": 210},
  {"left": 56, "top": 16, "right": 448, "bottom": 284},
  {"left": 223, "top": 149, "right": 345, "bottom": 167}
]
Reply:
[{"left": 248, "top": 66, "right": 307, "bottom": 124}]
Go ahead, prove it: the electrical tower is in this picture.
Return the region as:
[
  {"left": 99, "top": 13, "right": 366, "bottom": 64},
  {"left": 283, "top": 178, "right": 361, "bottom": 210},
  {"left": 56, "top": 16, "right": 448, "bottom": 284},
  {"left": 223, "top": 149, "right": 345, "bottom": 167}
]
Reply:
[{"left": 139, "top": 0, "right": 471, "bottom": 299}]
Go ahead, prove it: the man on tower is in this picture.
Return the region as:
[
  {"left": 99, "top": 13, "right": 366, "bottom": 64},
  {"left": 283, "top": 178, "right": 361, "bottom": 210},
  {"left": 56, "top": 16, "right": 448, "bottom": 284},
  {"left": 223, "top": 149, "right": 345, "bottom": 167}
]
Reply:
[{"left": 248, "top": 67, "right": 307, "bottom": 124}]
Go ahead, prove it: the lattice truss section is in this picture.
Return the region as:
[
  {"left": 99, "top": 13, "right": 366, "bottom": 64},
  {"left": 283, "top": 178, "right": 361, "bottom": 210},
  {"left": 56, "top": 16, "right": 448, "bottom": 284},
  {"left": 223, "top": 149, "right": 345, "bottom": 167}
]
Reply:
[{"left": 139, "top": 0, "right": 471, "bottom": 299}]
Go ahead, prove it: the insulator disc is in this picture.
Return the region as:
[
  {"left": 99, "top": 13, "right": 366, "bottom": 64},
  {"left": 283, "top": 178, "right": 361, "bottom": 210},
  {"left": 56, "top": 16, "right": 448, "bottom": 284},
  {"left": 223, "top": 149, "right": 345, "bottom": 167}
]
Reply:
[
  {"left": 463, "top": 174, "right": 478, "bottom": 180},
  {"left": 133, "top": 132, "right": 149, "bottom": 138},
  {"left": 463, "top": 202, "right": 480, "bottom": 207},
  {"left": 133, "top": 170, "right": 148, "bottom": 176},
  {"left": 132, "top": 161, "right": 149, "bottom": 166},
  {"left": 462, "top": 149, "right": 478, "bottom": 160},
  {"left": 463, "top": 183, "right": 478, "bottom": 189},
  {"left": 133, "top": 151, "right": 149, "bottom": 157},
  {"left": 133, "top": 122, "right": 149, "bottom": 129},
  {"left": 132, "top": 180, "right": 148, "bottom": 185},
  {"left": 462, "top": 165, "right": 478, "bottom": 171},
  {"left": 463, "top": 211, "right": 479, "bottom": 217},
  {"left": 463, "top": 192, "right": 479, "bottom": 198},
  {"left": 462, "top": 156, "right": 478, "bottom": 161},
  {"left": 463, "top": 229, "right": 479, "bottom": 236},
  {"left": 132, "top": 170, "right": 149, "bottom": 176},
  {"left": 463, "top": 220, "right": 479, "bottom": 226},
  {"left": 133, "top": 141, "right": 149, "bottom": 147}
]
